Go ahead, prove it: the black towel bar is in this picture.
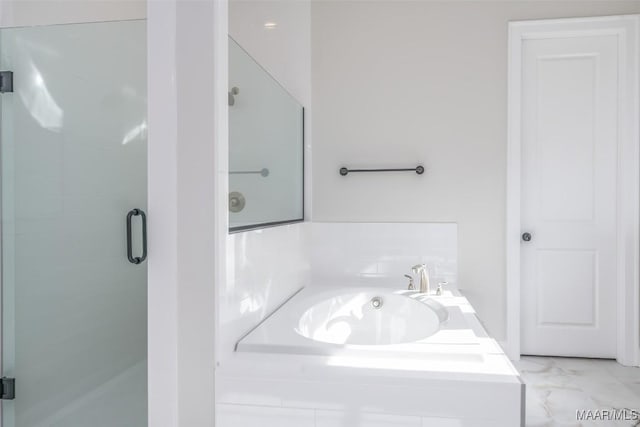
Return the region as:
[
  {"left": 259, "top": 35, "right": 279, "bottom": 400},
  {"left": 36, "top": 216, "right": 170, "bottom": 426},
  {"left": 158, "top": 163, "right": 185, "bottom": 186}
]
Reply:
[{"left": 339, "top": 166, "right": 424, "bottom": 176}]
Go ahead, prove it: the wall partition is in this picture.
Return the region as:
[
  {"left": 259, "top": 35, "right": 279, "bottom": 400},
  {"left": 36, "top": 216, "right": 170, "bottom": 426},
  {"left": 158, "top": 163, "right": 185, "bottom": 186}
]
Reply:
[{"left": 0, "top": 20, "right": 147, "bottom": 426}]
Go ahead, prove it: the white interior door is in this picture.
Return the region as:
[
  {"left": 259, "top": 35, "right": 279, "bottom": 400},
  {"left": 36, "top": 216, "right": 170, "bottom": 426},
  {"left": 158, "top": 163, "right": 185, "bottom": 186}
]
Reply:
[{"left": 520, "top": 33, "right": 620, "bottom": 358}]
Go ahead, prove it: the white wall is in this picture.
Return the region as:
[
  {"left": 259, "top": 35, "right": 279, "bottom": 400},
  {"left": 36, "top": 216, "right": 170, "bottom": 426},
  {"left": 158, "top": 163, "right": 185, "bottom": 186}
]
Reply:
[
  {"left": 147, "top": 4, "right": 178, "bottom": 425},
  {"left": 229, "top": 0, "right": 311, "bottom": 108},
  {"left": 0, "top": 1, "right": 220, "bottom": 425},
  {"left": 220, "top": 224, "right": 311, "bottom": 357},
  {"left": 311, "top": 223, "right": 457, "bottom": 288},
  {"left": 148, "top": 0, "right": 221, "bottom": 425},
  {"left": 311, "top": 0, "right": 640, "bottom": 342},
  {"left": 219, "top": 0, "right": 312, "bottom": 362}
]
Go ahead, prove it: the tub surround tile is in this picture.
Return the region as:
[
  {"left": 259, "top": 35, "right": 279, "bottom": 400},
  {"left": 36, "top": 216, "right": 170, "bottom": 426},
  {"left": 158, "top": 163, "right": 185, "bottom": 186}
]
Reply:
[
  {"left": 311, "top": 223, "right": 457, "bottom": 287},
  {"left": 220, "top": 222, "right": 311, "bottom": 360},
  {"left": 215, "top": 378, "right": 284, "bottom": 407},
  {"left": 421, "top": 418, "right": 517, "bottom": 427},
  {"left": 278, "top": 379, "right": 521, "bottom": 418},
  {"left": 216, "top": 375, "right": 522, "bottom": 426},
  {"left": 216, "top": 404, "right": 315, "bottom": 427},
  {"left": 218, "top": 286, "right": 523, "bottom": 427},
  {"left": 218, "top": 223, "right": 527, "bottom": 427},
  {"left": 216, "top": 404, "right": 515, "bottom": 427},
  {"left": 315, "top": 410, "right": 422, "bottom": 427}
]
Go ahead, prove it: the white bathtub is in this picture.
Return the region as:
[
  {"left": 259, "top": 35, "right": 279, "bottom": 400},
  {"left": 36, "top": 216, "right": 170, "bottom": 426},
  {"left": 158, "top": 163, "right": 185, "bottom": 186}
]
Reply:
[
  {"left": 237, "top": 286, "right": 485, "bottom": 362},
  {"left": 224, "top": 285, "right": 524, "bottom": 427},
  {"left": 297, "top": 288, "right": 448, "bottom": 345}
]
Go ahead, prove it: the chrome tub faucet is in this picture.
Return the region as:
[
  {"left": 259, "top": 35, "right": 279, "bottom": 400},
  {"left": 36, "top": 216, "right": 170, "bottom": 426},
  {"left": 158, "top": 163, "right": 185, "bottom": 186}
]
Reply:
[{"left": 411, "top": 264, "right": 431, "bottom": 294}]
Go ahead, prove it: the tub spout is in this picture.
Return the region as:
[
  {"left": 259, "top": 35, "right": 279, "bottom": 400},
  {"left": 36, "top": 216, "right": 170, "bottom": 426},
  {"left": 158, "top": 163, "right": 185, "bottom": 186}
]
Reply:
[{"left": 411, "top": 264, "right": 430, "bottom": 294}]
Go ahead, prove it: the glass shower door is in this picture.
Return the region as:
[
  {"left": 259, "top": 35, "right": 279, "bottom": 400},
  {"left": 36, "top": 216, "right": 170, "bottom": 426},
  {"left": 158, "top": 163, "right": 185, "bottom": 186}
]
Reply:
[{"left": 0, "top": 20, "right": 147, "bottom": 427}]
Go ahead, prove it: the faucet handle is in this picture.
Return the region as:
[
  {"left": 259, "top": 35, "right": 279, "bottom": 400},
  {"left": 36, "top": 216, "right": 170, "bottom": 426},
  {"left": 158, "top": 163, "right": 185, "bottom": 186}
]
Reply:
[
  {"left": 436, "top": 281, "right": 447, "bottom": 296},
  {"left": 404, "top": 274, "right": 415, "bottom": 290}
]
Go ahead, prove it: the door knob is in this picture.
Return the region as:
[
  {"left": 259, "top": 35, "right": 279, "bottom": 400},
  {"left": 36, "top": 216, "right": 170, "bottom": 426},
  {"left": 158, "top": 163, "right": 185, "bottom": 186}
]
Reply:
[{"left": 522, "top": 232, "right": 532, "bottom": 242}]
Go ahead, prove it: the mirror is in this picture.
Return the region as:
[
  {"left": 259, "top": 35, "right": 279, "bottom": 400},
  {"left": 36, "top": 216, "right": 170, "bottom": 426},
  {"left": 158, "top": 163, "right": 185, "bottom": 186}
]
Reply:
[{"left": 228, "top": 37, "right": 304, "bottom": 232}]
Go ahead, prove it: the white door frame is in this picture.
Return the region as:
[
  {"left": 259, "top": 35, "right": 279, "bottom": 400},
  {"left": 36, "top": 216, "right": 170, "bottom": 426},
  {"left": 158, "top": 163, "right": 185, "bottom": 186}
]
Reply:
[{"left": 506, "top": 15, "right": 640, "bottom": 366}]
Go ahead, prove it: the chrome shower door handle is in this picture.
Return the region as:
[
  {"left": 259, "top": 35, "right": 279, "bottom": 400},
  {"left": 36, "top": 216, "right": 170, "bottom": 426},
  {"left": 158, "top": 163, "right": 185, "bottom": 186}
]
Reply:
[{"left": 127, "top": 208, "right": 147, "bottom": 264}]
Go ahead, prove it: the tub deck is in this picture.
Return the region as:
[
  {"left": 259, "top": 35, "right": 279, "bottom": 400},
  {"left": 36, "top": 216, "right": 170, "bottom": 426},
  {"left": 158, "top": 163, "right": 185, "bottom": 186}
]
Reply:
[{"left": 218, "top": 286, "right": 524, "bottom": 427}]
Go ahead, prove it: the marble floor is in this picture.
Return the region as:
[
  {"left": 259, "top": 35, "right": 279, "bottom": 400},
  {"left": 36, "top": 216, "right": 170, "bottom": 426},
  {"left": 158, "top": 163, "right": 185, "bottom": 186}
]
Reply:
[{"left": 514, "top": 356, "right": 640, "bottom": 427}]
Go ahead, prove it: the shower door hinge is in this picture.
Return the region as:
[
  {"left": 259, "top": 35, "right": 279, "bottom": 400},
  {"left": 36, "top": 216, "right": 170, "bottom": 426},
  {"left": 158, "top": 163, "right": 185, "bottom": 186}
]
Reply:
[
  {"left": 1, "top": 377, "right": 15, "bottom": 400},
  {"left": 0, "top": 71, "right": 13, "bottom": 93}
]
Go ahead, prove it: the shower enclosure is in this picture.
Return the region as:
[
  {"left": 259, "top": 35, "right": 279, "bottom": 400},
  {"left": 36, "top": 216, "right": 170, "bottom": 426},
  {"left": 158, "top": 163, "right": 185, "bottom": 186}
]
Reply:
[{"left": 0, "top": 20, "right": 147, "bottom": 426}]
